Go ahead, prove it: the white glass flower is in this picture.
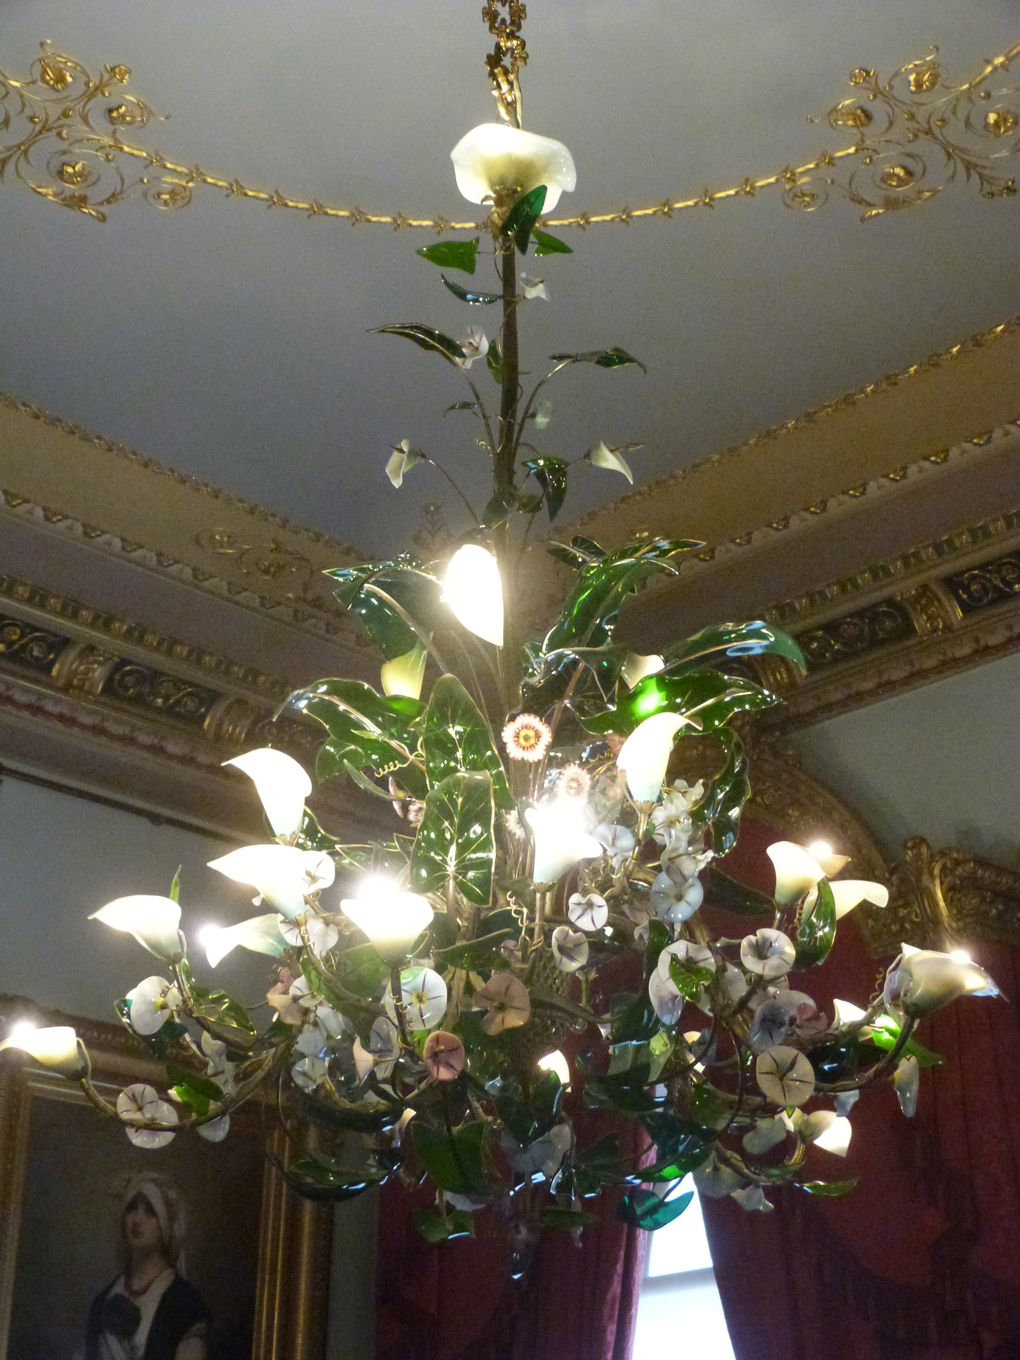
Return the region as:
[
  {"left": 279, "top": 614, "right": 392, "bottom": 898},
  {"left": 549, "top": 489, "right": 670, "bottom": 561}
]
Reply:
[
  {"left": 620, "top": 652, "right": 665, "bottom": 691},
  {"left": 742, "top": 1116, "right": 789, "bottom": 1155},
  {"left": 473, "top": 972, "right": 531, "bottom": 1035},
  {"left": 551, "top": 926, "right": 589, "bottom": 973},
  {"left": 650, "top": 871, "right": 704, "bottom": 922},
  {"left": 740, "top": 928, "right": 796, "bottom": 978},
  {"left": 197, "top": 1115, "right": 230, "bottom": 1143},
  {"left": 766, "top": 841, "right": 827, "bottom": 905},
  {"left": 202, "top": 913, "right": 287, "bottom": 968},
  {"left": 0, "top": 1023, "right": 82, "bottom": 1074},
  {"left": 883, "top": 944, "right": 1000, "bottom": 1016},
  {"left": 507, "top": 1123, "right": 572, "bottom": 1179},
  {"left": 656, "top": 940, "right": 715, "bottom": 984},
  {"left": 223, "top": 748, "right": 311, "bottom": 840},
  {"left": 568, "top": 892, "right": 609, "bottom": 932},
  {"left": 125, "top": 976, "right": 181, "bottom": 1036},
  {"left": 90, "top": 895, "right": 182, "bottom": 959},
  {"left": 341, "top": 877, "right": 434, "bottom": 962},
  {"left": 589, "top": 441, "right": 633, "bottom": 483},
  {"left": 828, "top": 879, "right": 890, "bottom": 919},
  {"left": 292, "top": 1056, "right": 329, "bottom": 1091},
  {"left": 279, "top": 914, "right": 340, "bottom": 956},
  {"left": 443, "top": 544, "right": 503, "bottom": 646},
  {"left": 894, "top": 1055, "right": 920, "bottom": 1117},
  {"left": 524, "top": 802, "right": 602, "bottom": 887},
  {"left": 207, "top": 845, "right": 334, "bottom": 919},
  {"left": 648, "top": 969, "right": 683, "bottom": 1026},
  {"left": 755, "top": 1045, "right": 815, "bottom": 1107},
  {"left": 520, "top": 274, "right": 548, "bottom": 301},
  {"left": 450, "top": 123, "right": 577, "bottom": 211},
  {"left": 387, "top": 966, "right": 448, "bottom": 1032},
  {"left": 731, "top": 1184, "right": 774, "bottom": 1213},
  {"left": 832, "top": 998, "right": 868, "bottom": 1027},
  {"left": 617, "top": 712, "right": 689, "bottom": 804},
  {"left": 386, "top": 439, "right": 426, "bottom": 489},
  {"left": 380, "top": 643, "right": 428, "bottom": 700},
  {"left": 693, "top": 1153, "right": 744, "bottom": 1198},
  {"left": 117, "top": 1083, "right": 178, "bottom": 1149},
  {"left": 794, "top": 1109, "right": 852, "bottom": 1156},
  {"left": 593, "top": 822, "right": 636, "bottom": 869},
  {"left": 456, "top": 325, "right": 488, "bottom": 369}
]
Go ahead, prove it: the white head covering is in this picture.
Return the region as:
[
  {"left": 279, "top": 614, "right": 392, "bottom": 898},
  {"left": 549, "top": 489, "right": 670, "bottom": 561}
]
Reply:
[{"left": 114, "top": 1173, "right": 187, "bottom": 1271}]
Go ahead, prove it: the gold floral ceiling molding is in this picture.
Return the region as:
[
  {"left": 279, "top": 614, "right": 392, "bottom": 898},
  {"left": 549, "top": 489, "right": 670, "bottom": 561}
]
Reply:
[{"left": 0, "top": 39, "right": 1017, "bottom": 227}]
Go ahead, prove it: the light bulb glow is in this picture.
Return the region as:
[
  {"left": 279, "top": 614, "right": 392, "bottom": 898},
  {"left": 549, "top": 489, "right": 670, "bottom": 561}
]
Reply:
[
  {"left": 524, "top": 802, "right": 602, "bottom": 887},
  {"left": 949, "top": 949, "right": 972, "bottom": 964},
  {"left": 807, "top": 841, "right": 833, "bottom": 862},
  {"left": 537, "top": 1050, "right": 571, "bottom": 1086},
  {"left": 766, "top": 842, "right": 826, "bottom": 906},
  {"left": 0, "top": 1024, "right": 82, "bottom": 1073},
  {"left": 442, "top": 545, "right": 503, "bottom": 646},
  {"left": 341, "top": 878, "right": 434, "bottom": 962}
]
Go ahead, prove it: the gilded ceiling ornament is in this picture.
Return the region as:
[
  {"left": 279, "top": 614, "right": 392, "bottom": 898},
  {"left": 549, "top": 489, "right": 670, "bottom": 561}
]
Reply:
[{"left": 0, "top": 38, "right": 1017, "bottom": 227}]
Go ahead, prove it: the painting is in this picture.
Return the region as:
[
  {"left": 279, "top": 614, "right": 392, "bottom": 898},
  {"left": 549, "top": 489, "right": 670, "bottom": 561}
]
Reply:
[{"left": 0, "top": 1006, "right": 332, "bottom": 1360}]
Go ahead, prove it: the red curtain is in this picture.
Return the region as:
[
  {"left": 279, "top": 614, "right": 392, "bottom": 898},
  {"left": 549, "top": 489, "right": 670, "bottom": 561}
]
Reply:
[{"left": 701, "top": 816, "right": 1020, "bottom": 1360}]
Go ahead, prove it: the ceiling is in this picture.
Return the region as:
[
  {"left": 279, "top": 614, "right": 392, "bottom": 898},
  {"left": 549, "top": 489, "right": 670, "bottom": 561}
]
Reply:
[{"left": 1, "top": 0, "right": 1018, "bottom": 558}]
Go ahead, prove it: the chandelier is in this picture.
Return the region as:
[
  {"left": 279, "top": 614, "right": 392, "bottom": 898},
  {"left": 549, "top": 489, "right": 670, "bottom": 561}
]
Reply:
[{"left": 0, "top": 1, "right": 1002, "bottom": 1259}]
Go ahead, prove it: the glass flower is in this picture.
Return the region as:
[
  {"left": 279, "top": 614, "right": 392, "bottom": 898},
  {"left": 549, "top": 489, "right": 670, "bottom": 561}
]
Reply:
[
  {"left": 387, "top": 967, "right": 448, "bottom": 1032},
  {"left": 616, "top": 712, "right": 689, "bottom": 803},
  {"left": 423, "top": 1031, "right": 467, "bottom": 1082},
  {"left": 755, "top": 1045, "right": 816, "bottom": 1107},
  {"left": 90, "top": 894, "right": 182, "bottom": 959},
  {"left": 473, "top": 972, "right": 531, "bottom": 1035},
  {"left": 567, "top": 892, "right": 608, "bottom": 932},
  {"left": 386, "top": 439, "right": 426, "bottom": 489},
  {"left": 524, "top": 802, "right": 602, "bottom": 886},
  {"left": 222, "top": 748, "right": 311, "bottom": 839},
  {"left": 125, "top": 976, "right": 182, "bottom": 1036},
  {"left": 894, "top": 1055, "right": 920, "bottom": 1117},
  {"left": 207, "top": 845, "right": 334, "bottom": 919},
  {"left": 450, "top": 123, "right": 577, "bottom": 211},
  {"left": 551, "top": 926, "right": 589, "bottom": 972},
  {"left": 117, "top": 1083, "right": 178, "bottom": 1149},
  {"left": 0, "top": 1023, "right": 82, "bottom": 1074},
  {"left": 884, "top": 944, "right": 999, "bottom": 1016},
  {"left": 828, "top": 879, "right": 890, "bottom": 918},
  {"left": 740, "top": 928, "right": 796, "bottom": 978},
  {"left": 456, "top": 325, "right": 488, "bottom": 369},
  {"left": 443, "top": 544, "right": 504, "bottom": 646},
  {"left": 766, "top": 841, "right": 828, "bottom": 905},
  {"left": 202, "top": 913, "right": 288, "bottom": 968},
  {"left": 342, "top": 878, "right": 434, "bottom": 962},
  {"left": 380, "top": 642, "right": 428, "bottom": 699},
  {"left": 555, "top": 763, "right": 591, "bottom": 799},
  {"left": 502, "top": 713, "right": 552, "bottom": 763},
  {"left": 589, "top": 441, "right": 633, "bottom": 483}
]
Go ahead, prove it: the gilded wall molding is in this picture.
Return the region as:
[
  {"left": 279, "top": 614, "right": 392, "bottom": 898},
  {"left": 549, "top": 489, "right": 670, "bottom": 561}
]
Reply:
[{"left": 1, "top": 39, "right": 1016, "bottom": 227}]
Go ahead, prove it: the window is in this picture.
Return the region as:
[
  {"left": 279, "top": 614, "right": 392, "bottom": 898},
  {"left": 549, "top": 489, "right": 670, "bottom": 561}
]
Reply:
[{"left": 632, "top": 1178, "right": 735, "bottom": 1360}]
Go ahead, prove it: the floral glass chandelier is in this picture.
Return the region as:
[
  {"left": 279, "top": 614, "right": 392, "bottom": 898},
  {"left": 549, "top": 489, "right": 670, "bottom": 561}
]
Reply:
[{"left": 0, "top": 0, "right": 1002, "bottom": 1259}]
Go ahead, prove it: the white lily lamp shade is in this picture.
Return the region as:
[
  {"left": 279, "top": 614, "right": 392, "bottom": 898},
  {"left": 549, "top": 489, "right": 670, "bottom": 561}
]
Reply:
[
  {"left": 380, "top": 644, "right": 428, "bottom": 700},
  {"left": 450, "top": 123, "right": 576, "bottom": 211},
  {"left": 90, "top": 895, "right": 182, "bottom": 958},
  {"left": 208, "top": 845, "right": 334, "bottom": 920},
  {"left": 201, "top": 914, "right": 288, "bottom": 968},
  {"left": 342, "top": 878, "right": 434, "bottom": 962},
  {"left": 443, "top": 545, "right": 503, "bottom": 646},
  {"left": 537, "top": 1049, "right": 571, "bottom": 1087},
  {"left": 766, "top": 841, "right": 827, "bottom": 906},
  {"left": 0, "top": 1023, "right": 82, "bottom": 1074},
  {"left": 830, "top": 880, "right": 890, "bottom": 919},
  {"left": 524, "top": 803, "right": 602, "bottom": 887},
  {"left": 223, "top": 748, "right": 311, "bottom": 839},
  {"left": 888, "top": 945, "right": 1000, "bottom": 1016},
  {"left": 620, "top": 652, "right": 665, "bottom": 690},
  {"left": 805, "top": 841, "right": 851, "bottom": 877},
  {"left": 616, "top": 712, "right": 688, "bottom": 804}
]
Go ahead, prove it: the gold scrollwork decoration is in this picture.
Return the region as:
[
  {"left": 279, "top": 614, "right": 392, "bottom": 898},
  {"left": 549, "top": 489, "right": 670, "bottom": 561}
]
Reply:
[
  {"left": 0, "top": 38, "right": 1017, "bottom": 227},
  {"left": 794, "top": 45, "right": 1020, "bottom": 219},
  {"left": 194, "top": 527, "right": 325, "bottom": 605},
  {"left": 0, "top": 43, "right": 191, "bottom": 221}
]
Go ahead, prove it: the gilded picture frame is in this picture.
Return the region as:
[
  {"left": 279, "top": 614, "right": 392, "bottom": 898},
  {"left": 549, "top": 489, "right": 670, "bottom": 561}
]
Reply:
[{"left": 0, "top": 1001, "right": 332, "bottom": 1360}]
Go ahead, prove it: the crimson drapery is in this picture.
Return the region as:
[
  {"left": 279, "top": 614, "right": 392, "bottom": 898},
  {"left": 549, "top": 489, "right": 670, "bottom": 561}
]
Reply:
[{"left": 701, "top": 817, "right": 1020, "bottom": 1360}]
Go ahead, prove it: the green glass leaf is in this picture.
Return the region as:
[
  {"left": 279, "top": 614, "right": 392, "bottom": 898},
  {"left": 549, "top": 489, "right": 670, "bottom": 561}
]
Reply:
[
  {"left": 410, "top": 771, "right": 495, "bottom": 907},
  {"left": 442, "top": 274, "right": 500, "bottom": 305},
  {"left": 523, "top": 456, "right": 569, "bottom": 521},
  {"left": 794, "top": 877, "right": 837, "bottom": 969},
  {"left": 692, "top": 730, "right": 749, "bottom": 856},
  {"left": 433, "top": 927, "right": 513, "bottom": 970},
  {"left": 800, "top": 1178, "right": 859, "bottom": 1198},
  {"left": 702, "top": 864, "right": 774, "bottom": 917},
  {"left": 444, "top": 401, "right": 478, "bottom": 416},
  {"left": 486, "top": 337, "right": 503, "bottom": 384},
  {"left": 668, "top": 958, "right": 715, "bottom": 1001},
  {"left": 415, "top": 238, "right": 480, "bottom": 274},
  {"left": 617, "top": 1188, "right": 694, "bottom": 1230},
  {"left": 413, "top": 1207, "right": 475, "bottom": 1242},
  {"left": 423, "top": 675, "right": 512, "bottom": 809},
  {"left": 545, "top": 536, "right": 607, "bottom": 570},
  {"left": 165, "top": 1063, "right": 223, "bottom": 1106},
  {"left": 533, "top": 228, "right": 573, "bottom": 256},
  {"left": 411, "top": 1118, "right": 490, "bottom": 1196},
  {"left": 326, "top": 560, "right": 442, "bottom": 662},
  {"left": 661, "top": 620, "right": 807, "bottom": 676},
  {"left": 500, "top": 185, "right": 547, "bottom": 254},
  {"left": 549, "top": 347, "right": 648, "bottom": 374},
  {"left": 867, "top": 1017, "right": 943, "bottom": 1068},
  {"left": 291, "top": 678, "right": 422, "bottom": 782},
  {"left": 372, "top": 323, "right": 466, "bottom": 365},
  {"left": 581, "top": 668, "right": 776, "bottom": 737},
  {"left": 168, "top": 867, "right": 181, "bottom": 903},
  {"left": 333, "top": 944, "right": 391, "bottom": 1001},
  {"left": 281, "top": 1150, "right": 392, "bottom": 1202}
]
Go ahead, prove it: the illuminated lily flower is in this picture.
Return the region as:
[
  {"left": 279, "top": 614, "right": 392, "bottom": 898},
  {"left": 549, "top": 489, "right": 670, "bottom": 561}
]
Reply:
[
  {"left": 589, "top": 441, "right": 633, "bottom": 483},
  {"left": 551, "top": 926, "right": 589, "bottom": 973},
  {"left": 621, "top": 652, "right": 665, "bottom": 691},
  {"left": 457, "top": 325, "right": 488, "bottom": 369},
  {"left": 593, "top": 822, "right": 636, "bottom": 870},
  {"left": 520, "top": 274, "right": 548, "bottom": 300},
  {"left": 90, "top": 895, "right": 182, "bottom": 959},
  {"left": 208, "top": 845, "right": 334, "bottom": 919},
  {"left": 423, "top": 1031, "right": 466, "bottom": 1082},
  {"left": 537, "top": 1050, "right": 571, "bottom": 1086},
  {"left": 473, "top": 972, "right": 531, "bottom": 1035},
  {"left": 755, "top": 1045, "right": 816, "bottom": 1107},
  {"left": 0, "top": 1023, "right": 82, "bottom": 1074},
  {"left": 381, "top": 642, "right": 428, "bottom": 700},
  {"left": 387, "top": 967, "right": 448, "bottom": 1032},
  {"left": 533, "top": 399, "right": 553, "bottom": 430},
  {"left": 125, "top": 977, "right": 182, "bottom": 1037},
  {"left": 883, "top": 944, "right": 1000, "bottom": 1017},
  {"left": 222, "top": 748, "right": 311, "bottom": 839},
  {"left": 617, "top": 712, "right": 689, "bottom": 803},
  {"left": 279, "top": 913, "right": 340, "bottom": 956},
  {"left": 740, "top": 928, "right": 796, "bottom": 978},
  {"left": 766, "top": 841, "right": 827, "bottom": 905},
  {"left": 450, "top": 123, "right": 577, "bottom": 211},
  {"left": 386, "top": 439, "right": 426, "bottom": 489},
  {"left": 742, "top": 1116, "right": 789, "bottom": 1155},
  {"left": 443, "top": 544, "right": 504, "bottom": 646},
  {"left": 828, "top": 879, "right": 890, "bottom": 919},
  {"left": 342, "top": 877, "right": 433, "bottom": 962},
  {"left": 203, "top": 913, "right": 288, "bottom": 968},
  {"left": 693, "top": 1152, "right": 743, "bottom": 1198},
  {"left": 803, "top": 841, "right": 852, "bottom": 876},
  {"left": 568, "top": 892, "right": 608, "bottom": 932},
  {"left": 731, "top": 1184, "right": 774, "bottom": 1213},
  {"left": 524, "top": 802, "right": 602, "bottom": 886},
  {"left": 794, "top": 1109, "right": 852, "bottom": 1156},
  {"left": 832, "top": 998, "right": 868, "bottom": 1027},
  {"left": 117, "top": 1083, "right": 178, "bottom": 1149},
  {"left": 894, "top": 1055, "right": 920, "bottom": 1117}
]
